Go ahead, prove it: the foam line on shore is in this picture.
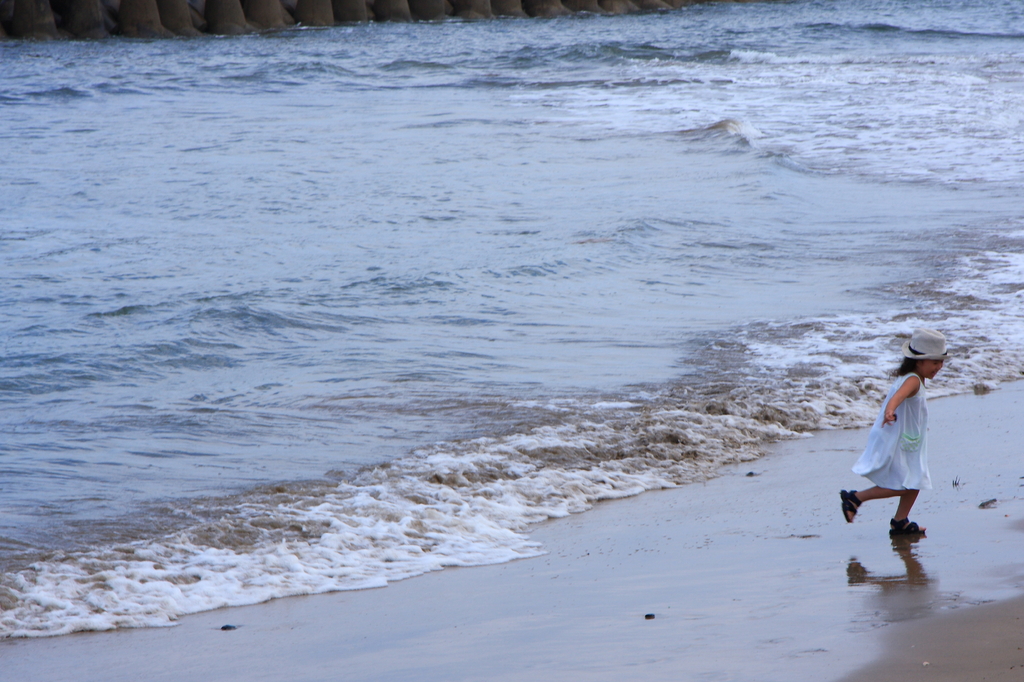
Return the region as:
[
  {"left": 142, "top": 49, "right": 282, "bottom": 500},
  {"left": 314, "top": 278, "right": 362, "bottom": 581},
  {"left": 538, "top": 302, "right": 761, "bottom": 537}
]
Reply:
[{"left": 2, "top": 382, "right": 1023, "bottom": 681}]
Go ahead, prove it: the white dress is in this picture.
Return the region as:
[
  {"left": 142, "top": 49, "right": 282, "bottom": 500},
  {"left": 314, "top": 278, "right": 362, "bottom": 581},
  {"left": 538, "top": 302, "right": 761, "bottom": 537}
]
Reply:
[{"left": 852, "top": 373, "right": 932, "bottom": 490}]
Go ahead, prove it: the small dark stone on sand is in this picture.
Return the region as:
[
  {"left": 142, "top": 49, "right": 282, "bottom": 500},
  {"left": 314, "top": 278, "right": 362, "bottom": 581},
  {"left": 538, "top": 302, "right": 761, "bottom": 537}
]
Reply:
[
  {"left": 745, "top": 472, "right": 759, "bottom": 477},
  {"left": 221, "top": 624, "right": 238, "bottom": 630},
  {"left": 644, "top": 613, "right": 655, "bottom": 620}
]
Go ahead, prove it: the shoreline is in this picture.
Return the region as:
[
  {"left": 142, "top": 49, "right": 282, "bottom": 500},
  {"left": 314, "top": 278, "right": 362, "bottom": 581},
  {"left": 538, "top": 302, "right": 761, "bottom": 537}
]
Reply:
[{"left": 2, "top": 381, "right": 1023, "bottom": 680}]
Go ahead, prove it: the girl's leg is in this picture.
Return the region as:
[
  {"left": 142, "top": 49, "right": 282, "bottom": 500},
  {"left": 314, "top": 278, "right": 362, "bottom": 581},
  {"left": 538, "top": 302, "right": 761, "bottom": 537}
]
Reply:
[
  {"left": 852, "top": 486, "right": 903, "bottom": 502},
  {"left": 842, "top": 487, "right": 896, "bottom": 522},
  {"left": 855, "top": 487, "right": 924, "bottom": 528},
  {"left": 893, "top": 489, "right": 920, "bottom": 522},
  {"left": 855, "top": 487, "right": 920, "bottom": 518}
]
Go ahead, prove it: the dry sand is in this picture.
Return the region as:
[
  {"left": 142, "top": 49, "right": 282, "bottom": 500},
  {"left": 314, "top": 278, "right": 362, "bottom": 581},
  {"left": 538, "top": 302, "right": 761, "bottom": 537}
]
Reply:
[{"left": 2, "top": 382, "right": 1023, "bottom": 682}]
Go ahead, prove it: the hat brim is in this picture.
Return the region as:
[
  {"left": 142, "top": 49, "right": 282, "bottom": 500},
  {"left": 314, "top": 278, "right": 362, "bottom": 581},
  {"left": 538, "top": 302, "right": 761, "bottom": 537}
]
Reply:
[{"left": 901, "top": 340, "right": 949, "bottom": 361}]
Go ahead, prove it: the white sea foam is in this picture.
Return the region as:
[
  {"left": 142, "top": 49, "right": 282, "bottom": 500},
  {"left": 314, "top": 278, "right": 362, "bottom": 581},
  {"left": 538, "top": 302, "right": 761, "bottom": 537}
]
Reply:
[
  {"left": 0, "top": 419, "right": 760, "bottom": 637},
  {"left": 513, "top": 49, "right": 1024, "bottom": 187},
  {"left": 4, "top": 242, "right": 1024, "bottom": 638}
]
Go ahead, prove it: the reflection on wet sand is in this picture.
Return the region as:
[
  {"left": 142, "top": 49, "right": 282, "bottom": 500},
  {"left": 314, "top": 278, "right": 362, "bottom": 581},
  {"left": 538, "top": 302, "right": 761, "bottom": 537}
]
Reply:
[{"left": 847, "top": 536, "right": 936, "bottom": 623}]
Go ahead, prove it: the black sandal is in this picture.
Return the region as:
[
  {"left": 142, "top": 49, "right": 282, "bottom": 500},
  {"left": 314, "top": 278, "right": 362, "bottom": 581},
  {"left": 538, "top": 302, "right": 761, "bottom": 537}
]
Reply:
[
  {"left": 840, "top": 490, "right": 861, "bottom": 523},
  {"left": 889, "top": 518, "right": 925, "bottom": 536}
]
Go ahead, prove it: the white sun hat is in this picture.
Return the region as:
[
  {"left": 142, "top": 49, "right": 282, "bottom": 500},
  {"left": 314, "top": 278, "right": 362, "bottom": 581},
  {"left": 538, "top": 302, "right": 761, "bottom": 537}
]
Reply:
[{"left": 901, "top": 328, "right": 949, "bottom": 360}]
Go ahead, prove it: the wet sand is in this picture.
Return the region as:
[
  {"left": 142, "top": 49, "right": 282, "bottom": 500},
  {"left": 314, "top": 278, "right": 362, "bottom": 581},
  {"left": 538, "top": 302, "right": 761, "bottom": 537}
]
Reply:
[
  {"left": 2, "top": 382, "right": 1023, "bottom": 681},
  {"left": 840, "top": 592, "right": 1024, "bottom": 682}
]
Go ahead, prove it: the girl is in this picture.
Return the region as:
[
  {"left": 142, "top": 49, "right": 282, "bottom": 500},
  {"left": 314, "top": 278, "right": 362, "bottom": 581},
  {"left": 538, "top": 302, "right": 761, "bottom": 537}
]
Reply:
[{"left": 841, "top": 328, "right": 949, "bottom": 536}]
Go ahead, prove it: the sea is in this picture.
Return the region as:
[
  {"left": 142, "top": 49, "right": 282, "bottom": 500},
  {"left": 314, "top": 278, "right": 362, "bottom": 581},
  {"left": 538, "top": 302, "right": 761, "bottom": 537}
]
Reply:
[{"left": 2, "top": 0, "right": 1023, "bottom": 638}]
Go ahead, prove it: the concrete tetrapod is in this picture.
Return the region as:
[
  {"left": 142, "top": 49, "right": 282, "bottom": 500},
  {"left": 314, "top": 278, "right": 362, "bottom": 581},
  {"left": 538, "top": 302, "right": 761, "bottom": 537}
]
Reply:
[
  {"left": 450, "top": 0, "right": 490, "bottom": 18},
  {"left": 562, "top": 0, "right": 603, "bottom": 12},
  {"left": 490, "top": 0, "right": 525, "bottom": 17},
  {"left": 632, "top": 0, "right": 670, "bottom": 9},
  {"left": 243, "top": 0, "right": 291, "bottom": 27},
  {"left": 11, "top": 0, "right": 60, "bottom": 38},
  {"left": 51, "top": 0, "right": 109, "bottom": 37},
  {"left": 276, "top": 0, "right": 295, "bottom": 19},
  {"left": 330, "top": 0, "right": 366, "bottom": 21},
  {"left": 407, "top": 0, "right": 442, "bottom": 20},
  {"left": 521, "top": 0, "right": 570, "bottom": 16},
  {"left": 205, "top": 0, "right": 250, "bottom": 32},
  {"left": 119, "top": 0, "right": 174, "bottom": 35},
  {"left": 157, "top": 0, "right": 203, "bottom": 33},
  {"left": 597, "top": 0, "right": 636, "bottom": 13},
  {"left": 371, "top": 0, "right": 410, "bottom": 21},
  {"left": 294, "top": 0, "right": 331, "bottom": 24}
]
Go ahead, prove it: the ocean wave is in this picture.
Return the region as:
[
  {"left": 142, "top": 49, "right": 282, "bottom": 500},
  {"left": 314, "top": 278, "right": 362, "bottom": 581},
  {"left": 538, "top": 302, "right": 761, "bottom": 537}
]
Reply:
[
  {"left": 25, "top": 87, "right": 93, "bottom": 100},
  {"left": 725, "top": 48, "right": 1013, "bottom": 69},
  {"left": 514, "top": 45, "right": 1024, "bottom": 187},
  {"left": 4, "top": 236, "right": 1024, "bottom": 638},
  {"left": 678, "top": 118, "right": 763, "bottom": 143},
  {"left": 0, "top": 393, "right": 787, "bottom": 637},
  {"left": 791, "top": 21, "right": 1024, "bottom": 42},
  {"left": 863, "top": 24, "right": 1024, "bottom": 41}
]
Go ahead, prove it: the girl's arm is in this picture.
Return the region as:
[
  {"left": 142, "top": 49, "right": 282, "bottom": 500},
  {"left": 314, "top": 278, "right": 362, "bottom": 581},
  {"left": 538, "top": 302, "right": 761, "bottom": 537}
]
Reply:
[{"left": 882, "top": 375, "right": 921, "bottom": 426}]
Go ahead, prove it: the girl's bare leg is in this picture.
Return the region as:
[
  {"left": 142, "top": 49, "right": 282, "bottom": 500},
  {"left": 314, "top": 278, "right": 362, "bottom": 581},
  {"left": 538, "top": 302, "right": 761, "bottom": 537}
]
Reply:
[
  {"left": 893, "top": 489, "right": 919, "bottom": 522},
  {"left": 853, "top": 486, "right": 903, "bottom": 502},
  {"left": 854, "top": 487, "right": 923, "bottom": 527}
]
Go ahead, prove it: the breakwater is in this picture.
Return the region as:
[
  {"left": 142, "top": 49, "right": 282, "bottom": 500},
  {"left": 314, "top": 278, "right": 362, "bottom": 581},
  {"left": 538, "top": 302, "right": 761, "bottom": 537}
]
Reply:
[{"left": 0, "top": 0, "right": 758, "bottom": 39}]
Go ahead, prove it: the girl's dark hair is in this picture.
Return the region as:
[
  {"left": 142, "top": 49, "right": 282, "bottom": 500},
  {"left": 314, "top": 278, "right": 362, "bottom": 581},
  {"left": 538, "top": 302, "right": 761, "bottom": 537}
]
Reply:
[{"left": 890, "top": 357, "right": 919, "bottom": 378}]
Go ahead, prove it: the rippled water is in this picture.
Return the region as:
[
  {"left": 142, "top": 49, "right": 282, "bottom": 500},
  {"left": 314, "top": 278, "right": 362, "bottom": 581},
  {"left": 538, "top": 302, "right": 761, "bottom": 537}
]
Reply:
[{"left": 2, "top": 0, "right": 1024, "bottom": 637}]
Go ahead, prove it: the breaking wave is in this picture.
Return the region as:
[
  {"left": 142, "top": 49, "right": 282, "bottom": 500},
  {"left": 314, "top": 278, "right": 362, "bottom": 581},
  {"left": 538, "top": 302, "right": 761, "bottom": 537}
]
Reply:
[{"left": 4, "top": 235, "right": 1024, "bottom": 637}]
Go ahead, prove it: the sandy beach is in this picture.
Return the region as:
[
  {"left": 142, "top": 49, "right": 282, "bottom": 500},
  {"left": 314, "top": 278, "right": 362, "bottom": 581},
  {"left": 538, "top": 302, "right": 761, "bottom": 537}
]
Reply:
[{"left": 3, "top": 381, "right": 1023, "bottom": 682}]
